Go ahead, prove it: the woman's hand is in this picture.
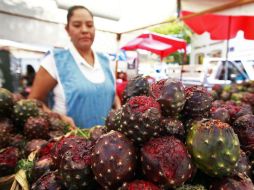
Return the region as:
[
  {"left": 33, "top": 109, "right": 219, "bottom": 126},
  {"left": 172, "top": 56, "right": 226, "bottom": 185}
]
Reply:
[
  {"left": 39, "top": 103, "right": 77, "bottom": 130},
  {"left": 114, "top": 95, "right": 122, "bottom": 110},
  {"left": 59, "top": 114, "right": 77, "bottom": 130},
  {"left": 40, "top": 105, "right": 76, "bottom": 130}
]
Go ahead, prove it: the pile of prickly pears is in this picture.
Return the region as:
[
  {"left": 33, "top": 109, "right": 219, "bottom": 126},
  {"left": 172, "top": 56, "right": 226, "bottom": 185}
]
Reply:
[
  {"left": 1, "top": 77, "right": 254, "bottom": 190},
  {"left": 101, "top": 77, "right": 254, "bottom": 189},
  {"left": 0, "top": 88, "right": 71, "bottom": 185}
]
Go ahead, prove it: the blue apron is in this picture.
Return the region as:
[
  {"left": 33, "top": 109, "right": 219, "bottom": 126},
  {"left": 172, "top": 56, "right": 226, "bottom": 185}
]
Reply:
[{"left": 53, "top": 49, "right": 115, "bottom": 128}]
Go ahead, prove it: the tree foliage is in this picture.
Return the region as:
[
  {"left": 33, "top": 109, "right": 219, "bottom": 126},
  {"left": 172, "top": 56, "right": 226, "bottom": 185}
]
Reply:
[
  {"left": 150, "top": 19, "right": 192, "bottom": 64},
  {"left": 150, "top": 19, "right": 192, "bottom": 43}
]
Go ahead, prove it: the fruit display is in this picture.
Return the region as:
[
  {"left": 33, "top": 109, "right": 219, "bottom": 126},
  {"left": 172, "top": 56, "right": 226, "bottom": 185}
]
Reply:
[
  {"left": 183, "top": 86, "right": 212, "bottom": 119},
  {"left": 122, "top": 75, "right": 150, "bottom": 104},
  {"left": 23, "top": 116, "right": 50, "bottom": 140},
  {"left": 59, "top": 137, "right": 96, "bottom": 190},
  {"left": 150, "top": 79, "right": 186, "bottom": 117},
  {"left": 0, "top": 118, "right": 15, "bottom": 149},
  {"left": 210, "top": 175, "right": 254, "bottom": 190},
  {"left": 159, "top": 118, "right": 185, "bottom": 140},
  {"left": 0, "top": 88, "right": 14, "bottom": 116},
  {"left": 233, "top": 114, "right": 254, "bottom": 152},
  {"left": 119, "top": 180, "right": 160, "bottom": 190},
  {"left": 0, "top": 147, "right": 20, "bottom": 177},
  {"left": 141, "top": 136, "right": 194, "bottom": 188},
  {"left": 31, "top": 171, "right": 66, "bottom": 190},
  {"left": 175, "top": 184, "right": 207, "bottom": 190},
  {"left": 117, "top": 96, "right": 162, "bottom": 144},
  {"left": 187, "top": 119, "right": 240, "bottom": 177},
  {"left": 13, "top": 99, "right": 41, "bottom": 126},
  {"left": 91, "top": 131, "right": 136, "bottom": 189},
  {"left": 1, "top": 79, "right": 254, "bottom": 190}
]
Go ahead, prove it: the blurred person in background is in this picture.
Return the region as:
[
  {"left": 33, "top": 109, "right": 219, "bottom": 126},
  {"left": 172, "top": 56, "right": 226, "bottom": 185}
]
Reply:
[
  {"left": 29, "top": 5, "right": 121, "bottom": 128},
  {"left": 116, "top": 71, "right": 128, "bottom": 104},
  {"left": 26, "top": 65, "right": 36, "bottom": 87},
  {"left": 19, "top": 65, "right": 36, "bottom": 98}
]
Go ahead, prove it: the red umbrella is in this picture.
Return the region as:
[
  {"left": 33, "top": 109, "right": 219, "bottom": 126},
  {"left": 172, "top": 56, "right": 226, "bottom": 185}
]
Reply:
[
  {"left": 181, "top": 10, "right": 254, "bottom": 40},
  {"left": 181, "top": 9, "right": 254, "bottom": 81},
  {"left": 121, "top": 32, "right": 187, "bottom": 59}
]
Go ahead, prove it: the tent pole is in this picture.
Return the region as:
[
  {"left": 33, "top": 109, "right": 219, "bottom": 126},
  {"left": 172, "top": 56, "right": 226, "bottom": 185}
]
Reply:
[
  {"left": 177, "top": 0, "right": 181, "bottom": 18},
  {"left": 180, "top": 50, "right": 186, "bottom": 81},
  {"left": 119, "top": 0, "right": 254, "bottom": 35},
  {"left": 115, "top": 33, "right": 121, "bottom": 78},
  {"left": 177, "top": 0, "right": 185, "bottom": 82},
  {"left": 181, "top": 0, "right": 254, "bottom": 21},
  {"left": 224, "top": 16, "right": 232, "bottom": 81}
]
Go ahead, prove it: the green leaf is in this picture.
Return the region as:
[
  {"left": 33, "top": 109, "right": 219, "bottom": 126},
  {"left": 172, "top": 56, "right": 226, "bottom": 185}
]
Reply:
[
  {"left": 15, "top": 159, "right": 34, "bottom": 181},
  {"left": 68, "top": 128, "right": 91, "bottom": 139}
]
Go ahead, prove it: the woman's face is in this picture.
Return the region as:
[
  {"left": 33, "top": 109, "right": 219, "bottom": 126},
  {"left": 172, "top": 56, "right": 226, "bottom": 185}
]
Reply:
[{"left": 66, "top": 8, "right": 95, "bottom": 51}]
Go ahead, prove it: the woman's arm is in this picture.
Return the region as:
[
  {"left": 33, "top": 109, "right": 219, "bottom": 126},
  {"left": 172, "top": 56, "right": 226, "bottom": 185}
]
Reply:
[
  {"left": 28, "top": 67, "right": 57, "bottom": 103},
  {"left": 28, "top": 67, "right": 77, "bottom": 128}
]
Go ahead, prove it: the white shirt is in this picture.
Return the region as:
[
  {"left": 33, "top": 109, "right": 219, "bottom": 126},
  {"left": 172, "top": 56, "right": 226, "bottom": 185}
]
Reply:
[{"left": 40, "top": 44, "right": 115, "bottom": 114}]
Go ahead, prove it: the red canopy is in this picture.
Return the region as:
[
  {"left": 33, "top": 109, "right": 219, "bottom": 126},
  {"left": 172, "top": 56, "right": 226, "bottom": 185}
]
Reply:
[
  {"left": 121, "top": 32, "right": 187, "bottom": 58},
  {"left": 182, "top": 11, "right": 254, "bottom": 40}
]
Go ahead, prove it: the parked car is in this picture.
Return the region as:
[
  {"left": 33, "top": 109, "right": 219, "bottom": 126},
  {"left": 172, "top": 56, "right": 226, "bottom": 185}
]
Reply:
[{"left": 170, "top": 58, "right": 254, "bottom": 89}]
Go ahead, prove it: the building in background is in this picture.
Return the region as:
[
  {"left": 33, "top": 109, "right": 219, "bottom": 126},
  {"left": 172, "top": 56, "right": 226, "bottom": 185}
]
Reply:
[{"left": 190, "top": 31, "right": 254, "bottom": 65}]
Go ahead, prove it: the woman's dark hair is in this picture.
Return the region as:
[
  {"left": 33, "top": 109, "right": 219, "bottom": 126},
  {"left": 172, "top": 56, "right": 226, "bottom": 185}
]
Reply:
[
  {"left": 67, "top": 5, "right": 93, "bottom": 25},
  {"left": 26, "top": 65, "right": 35, "bottom": 86}
]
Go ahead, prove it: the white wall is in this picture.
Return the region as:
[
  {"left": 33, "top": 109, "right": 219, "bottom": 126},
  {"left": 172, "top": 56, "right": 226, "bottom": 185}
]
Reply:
[
  {"left": 190, "top": 33, "right": 226, "bottom": 65},
  {"left": 182, "top": 0, "right": 254, "bottom": 16},
  {"left": 190, "top": 32, "right": 254, "bottom": 65}
]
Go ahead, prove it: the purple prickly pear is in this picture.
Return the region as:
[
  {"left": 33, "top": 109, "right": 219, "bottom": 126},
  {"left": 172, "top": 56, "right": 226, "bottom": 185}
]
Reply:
[
  {"left": 0, "top": 147, "right": 20, "bottom": 177},
  {"left": 233, "top": 114, "right": 254, "bottom": 152},
  {"left": 31, "top": 171, "right": 66, "bottom": 190},
  {"left": 91, "top": 131, "right": 136, "bottom": 189},
  {"left": 119, "top": 96, "right": 162, "bottom": 144},
  {"left": 58, "top": 137, "right": 96, "bottom": 190},
  {"left": 183, "top": 86, "right": 212, "bottom": 118},
  {"left": 150, "top": 79, "right": 186, "bottom": 117},
  {"left": 210, "top": 175, "right": 254, "bottom": 190}
]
